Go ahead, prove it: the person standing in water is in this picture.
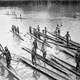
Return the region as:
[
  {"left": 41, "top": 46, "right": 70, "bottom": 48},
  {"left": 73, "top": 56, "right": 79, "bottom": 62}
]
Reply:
[
  {"left": 32, "top": 39, "right": 38, "bottom": 65},
  {"left": 65, "top": 31, "right": 71, "bottom": 46},
  {"left": 33, "top": 28, "right": 37, "bottom": 38},
  {"left": 33, "top": 39, "right": 38, "bottom": 52},
  {"left": 54, "top": 24, "right": 61, "bottom": 39},
  {"left": 75, "top": 48, "right": 80, "bottom": 71},
  {"left": 29, "top": 26, "right": 32, "bottom": 39},
  {"left": 31, "top": 47, "right": 36, "bottom": 65},
  {"left": 17, "top": 26, "right": 19, "bottom": 34},
  {"left": 41, "top": 38, "right": 47, "bottom": 59},
  {"left": 44, "top": 27, "right": 47, "bottom": 35},
  {"left": 4, "top": 46, "right": 11, "bottom": 68},
  {"left": 37, "top": 25, "right": 40, "bottom": 39},
  {"left": 29, "top": 26, "right": 32, "bottom": 34}
]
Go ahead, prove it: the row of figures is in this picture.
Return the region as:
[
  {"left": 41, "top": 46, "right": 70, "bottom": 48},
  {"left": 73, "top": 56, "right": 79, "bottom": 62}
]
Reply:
[
  {"left": 54, "top": 24, "right": 71, "bottom": 46},
  {"left": 0, "top": 46, "right": 11, "bottom": 68},
  {"left": 29, "top": 24, "right": 80, "bottom": 72},
  {"left": 29, "top": 24, "right": 71, "bottom": 46},
  {"left": 31, "top": 38, "right": 47, "bottom": 65},
  {"left": 29, "top": 25, "right": 47, "bottom": 40},
  {"left": 54, "top": 25, "right": 80, "bottom": 71},
  {"left": 29, "top": 24, "right": 72, "bottom": 65},
  {"left": 12, "top": 25, "right": 19, "bottom": 34},
  {"left": 29, "top": 25, "right": 47, "bottom": 65}
]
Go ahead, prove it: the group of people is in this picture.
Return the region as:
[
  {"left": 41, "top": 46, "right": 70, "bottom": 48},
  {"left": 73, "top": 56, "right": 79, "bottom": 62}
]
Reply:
[
  {"left": 29, "top": 25, "right": 47, "bottom": 40},
  {"left": 29, "top": 24, "right": 72, "bottom": 65},
  {"left": 29, "top": 24, "right": 80, "bottom": 71},
  {"left": 55, "top": 25, "right": 80, "bottom": 71},
  {"left": 0, "top": 23, "right": 80, "bottom": 74},
  {"left": 31, "top": 39, "right": 47, "bottom": 65},
  {"left": 12, "top": 25, "right": 19, "bottom": 34},
  {"left": 30, "top": 25, "right": 47, "bottom": 65},
  {"left": 54, "top": 24, "right": 71, "bottom": 46},
  {"left": 0, "top": 46, "right": 11, "bottom": 68}
]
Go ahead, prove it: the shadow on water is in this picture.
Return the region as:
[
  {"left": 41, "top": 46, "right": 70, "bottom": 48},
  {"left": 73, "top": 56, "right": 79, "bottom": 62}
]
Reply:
[
  {"left": 33, "top": 69, "right": 40, "bottom": 80},
  {"left": 0, "top": 65, "right": 5, "bottom": 76},
  {"left": 13, "top": 34, "right": 21, "bottom": 45},
  {"left": 0, "top": 64, "right": 15, "bottom": 80},
  {"left": 7, "top": 71, "right": 15, "bottom": 80}
]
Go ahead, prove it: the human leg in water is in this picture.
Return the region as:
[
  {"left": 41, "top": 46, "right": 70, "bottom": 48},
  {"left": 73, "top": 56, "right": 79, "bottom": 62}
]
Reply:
[
  {"left": 7, "top": 60, "right": 11, "bottom": 68},
  {"left": 32, "top": 54, "right": 35, "bottom": 65}
]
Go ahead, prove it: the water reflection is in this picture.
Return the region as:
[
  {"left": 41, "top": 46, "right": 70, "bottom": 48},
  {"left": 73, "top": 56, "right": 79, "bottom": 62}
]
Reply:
[
  {"left": 20, "top": 2, "right": 80, "bottom": 19},
  {"left": 7, "top": 71, "right": 15, "bottom": 80},
  {"left": 33, "top": 70, "right": 40, "bottom": 80},
  {"left": 0, "top": 65, "right": 5, "bottom": 76},
  {"left": 13, "top": 33, "right": 21, "bottom": 45},
  {"left": 0, "top": 2, "right": 80, "bottom": 80}
]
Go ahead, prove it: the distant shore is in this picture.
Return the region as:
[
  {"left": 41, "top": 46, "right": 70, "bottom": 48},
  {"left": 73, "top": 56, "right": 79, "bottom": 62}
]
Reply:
[{"left": 0, "top": 1, "right": 80, "bottom": 7}]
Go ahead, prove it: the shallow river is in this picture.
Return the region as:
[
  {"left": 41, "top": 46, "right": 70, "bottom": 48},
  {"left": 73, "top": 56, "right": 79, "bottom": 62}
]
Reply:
[{"left": 0, "top": 2, "right": 80, "bottom": 80}]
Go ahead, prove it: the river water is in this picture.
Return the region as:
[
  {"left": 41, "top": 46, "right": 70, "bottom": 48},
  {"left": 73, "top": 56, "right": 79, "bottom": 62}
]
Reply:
[{"left": 0, "top": 2, "right": 80, "bottom": 80}]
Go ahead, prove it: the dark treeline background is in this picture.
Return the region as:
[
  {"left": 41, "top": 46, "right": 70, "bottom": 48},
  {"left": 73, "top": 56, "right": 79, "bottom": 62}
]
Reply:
[{"left": 0, "top": 0, "right": 80, "bottom": 7}]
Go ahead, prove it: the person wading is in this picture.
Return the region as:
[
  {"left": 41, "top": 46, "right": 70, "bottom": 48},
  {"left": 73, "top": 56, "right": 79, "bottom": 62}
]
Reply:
[
  {"left": 37, "top": 25, "right": 40, "bottom": 39},
  {"left": 33, "top": 28, "right": 37, "bottom": 38},
  {"left": 29, "top": 26, "right": 32, "bottom": 34},
  {"left": 42, "top": 29, "right": 47, "bottom": 39},
  {"left": 32, "top": 39, "right": 38, "bottom": 65},
  {"left": 29, "top": 26, "right": 32, "bottom": 39},
  {"left": 33, "top": 39, "right": 38, "bottom": 53},
  {"left": 57, "top": 24, "right": 60, "bottom": 36},
  {"left": 54, "top": 24, "right": 60, "bottom": 39},
  {"left": 12, "top": 25, "right": 16, "bottom": 33},
  {"left": 65, "top": 31, "right": 71, "bottom": 46},
  {"left": 75, "top": 48, "right": 80, "bottom": 71},
  {"left": 41, "top": 38, "right": 47, "bottom": 59},
  {"left": 44, "top": 27, "right": 47, "bottom": 35},
  {"left": 31, "top": 47, "right": 36, "bottom": 65},
  {"left": 41, "top": 38, "right": 47, "bottom": 67},
  {"left": 16, "top": 26, "right": 19, "bottom": 34},
  {"left": 42, "top": 48, "right": 46, "bottom": 59},
  {"left": 4, "top": 46, "right": 11, "bottom": 68}
]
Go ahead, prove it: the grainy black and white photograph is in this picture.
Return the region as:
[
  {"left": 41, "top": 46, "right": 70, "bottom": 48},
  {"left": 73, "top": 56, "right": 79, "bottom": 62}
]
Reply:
[{"left": 0, "top": 0, "right": 80, "bottom": 80}]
